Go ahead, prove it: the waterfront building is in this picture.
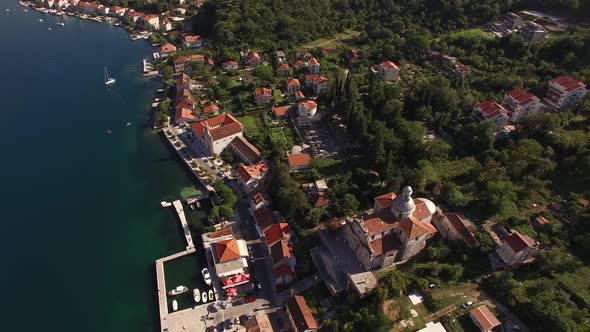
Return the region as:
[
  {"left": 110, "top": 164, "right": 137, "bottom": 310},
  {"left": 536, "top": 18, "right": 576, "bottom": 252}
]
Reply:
[
  {"left": 142, "top": 14, "right": 160, "bottom": 30},
  {"left": 202, "top": 226, "right": 249, "bottom": 279},
  {"left": 236, "top": 162, "right": 268, "bottom": 193},
  {"left": 191, "top": 113, "right": 243, "bottom": 155},
  {"left": 181, "top": 34, "right": 202, "bottom": 48},
  {"left": 471, "top": 101, "right": 509, "bottom": 129},
  {"left": 502, "top": 89, "right": 541, "bottom": 122},
  {"left": 371, "top": 60, "right": 400, "bottom": 82},
  {"left": 109, "top": 5, "right": 126, "bottom": 16},
  {"left": 174, "top": 108, "right": 195, "bottom": 125},
  {"left": 297, "top": 100, "right": 318, "bottom": 117},
  {"left": 76, "top": 1, "right": 100, "bottom": 15},
  {"left": 517, "top": 21, "right": 546, "bottom": 42},
  {"left": 543, "top": 75, "right": 587, "bottom": 111},
  {"left": 159, "top": 43, "right": 177, "bottom": 57},
  {"left": 160, "top": 17, "right": 172, "bottom": 31},
  {"left": 127, "top": 11, "right": 144, "bottom": 23},
  {"left": 343, "top": 186, "right": 438, "bottom": 270},
  {"left": 286, "top": 296, "right": 318, "bottom": 332}
]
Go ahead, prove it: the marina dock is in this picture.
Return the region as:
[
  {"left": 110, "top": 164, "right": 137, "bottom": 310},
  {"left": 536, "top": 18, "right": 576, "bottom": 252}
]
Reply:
[{"left": 172, "top": 200, "right": 195, "bottom": 250}]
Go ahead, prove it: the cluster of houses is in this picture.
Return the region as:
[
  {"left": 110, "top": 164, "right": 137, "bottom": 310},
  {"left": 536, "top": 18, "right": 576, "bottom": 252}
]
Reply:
[
  {"left": 492, "top": 12, "right": 548, "bottom": 42},
  {"left": 471, "top": 75, "right": 587, "bottom": 131},
  {"left": 428, "top": 51, "right": 472, "bottom": 80}
]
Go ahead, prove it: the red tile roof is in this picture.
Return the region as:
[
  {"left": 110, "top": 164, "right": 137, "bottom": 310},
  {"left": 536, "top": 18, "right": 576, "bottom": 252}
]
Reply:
[
  {"left": 214, "top": 238, "right": 241, "bottom": 263},
  {"left": 505, "top": 89, "right": 539, "bottom": 106},
  {"left": 264, "top": 223, "right": 290, "bottom": 246},
  {"left": 399, "top": 216, "right": 437, "bottom": 239},
  {"left": 159, "top": 43, "right": 177, "bottom": 54},
  {"left": 230, "top": 136, "right": 262, "bottom": 164},
  {"left": 369, "top": 233, "right": 401, "bottom": 256},
  {"left": 550, "top": 75, "right": 586, "bottom": 92},
  {"left": 310, "top": 191, "right": 330, "bottom": 208},
  {"left": 175, "top": 108, "right": 195, "bottom": 121},
  {"left": 533, "top": 216, "right": 549, "bottom": 227},
  {"left": 271, "top": 239, "right": 291, "bottom": 264},
  {"left": 222, "top": 60, "right": 238, "bottom": 66},
  {"left": 288, "top": 154, "right": 311, "bottom": 168},
  {"left": 374, "top": 192, "right": 397, "bottom": 209},
  {"left": 362, "top": 209, "right": 400, "bottom": 234},
  {"left": 445, "top": 213, "right": 479, "bottom": 247},
  {"left": 470, "top": 306, "right": 501, "bottom": 331},
  {"left": 287, "top": 296, "right": 318, "bottom": 332},
  {"left": 254, "top": 206, "right": 275, "bottom": 231},
  {"left": 295, "top": 91, "right": 305, "bottom": 100},
  {"left": 308, "top": 57, "right": 319, "bottom": 65},
  {"left": 202, "top": 104, "right": 219, "bottom": 113},
  {"left": 504, "top": 231, "right": 534, "bottom": 253},
  {"left": 191, "top": 114, "right": 243, "bottom": 141},
  {"left": 272, "top": 105, "right": 290, "bottom": 117},
  {"left": 255, "top": 88, "right": 272, "bottom": 97},
  {"left": 248, "top": 52, "right": 261, "bottom": 63},
  {"left": 249, "top": 192, "right": 270, "bottom": 206},
  {"left": 298, "top": 100, "right": 317, "bottom": 111},
  {"left": 475, "top": 100, "right": 508, "bottom": 120},
  {"left": 293, "top": 60, "right": 306, "bottom": 68},
  {"left": 210, "top": 226, "right": 233, "bottom": 239},
  {"left": 276, "top": 63, "right": 290, "bottom": 72},
  {"left": 237, "top": 163, "right": 268, "bottom": 183},
  {"left": 182, "top": 34, "right": 201, "bottom": 42},
  {"left": 381, "top": 60, "right": 399, "bottom": 70},
  {"left": 287, "top": 78, "right": 300, "bottom": 87}
]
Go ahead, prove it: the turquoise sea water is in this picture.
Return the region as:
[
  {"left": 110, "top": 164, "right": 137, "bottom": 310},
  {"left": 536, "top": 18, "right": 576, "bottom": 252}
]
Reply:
[{"left": 0, "top": 4, "right": 207, "bottom": 331}]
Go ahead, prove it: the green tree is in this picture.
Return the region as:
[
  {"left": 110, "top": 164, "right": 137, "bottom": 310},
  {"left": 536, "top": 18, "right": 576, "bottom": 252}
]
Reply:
[
  {"left": 336, "top": 193, "right": 360, "bottom": 217},
  {"left": 163, "top": 65, "right": 174, "bottom": 80},
  {"left": 252, "top": 65, "right": 273, "bottom": 85}
]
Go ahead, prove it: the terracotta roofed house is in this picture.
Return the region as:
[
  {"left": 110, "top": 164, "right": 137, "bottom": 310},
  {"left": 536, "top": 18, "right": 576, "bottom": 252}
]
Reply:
[
  {"left": 502, "top": 89, "right": 541, "bottom": 122},
  {"left": 255, "top": 88, "right": 273, "bottom": 106},
  {"left": 295, "top": 91, "right": 306, "bottom": 101},
  {"left": 254, "top": 206, "right": 275, "bottom": 236},
  {"left": 264, "top": 222, "right": 290, "bottom": 247},
  {"left": 174, "top": 108, "right": 195, "bottom": 124},
  {"left": 286, "top": 295, "right": 318, "bottom": 332},
  {"left": 190, "top": 113, "right": 243, "bottom": 155},
  {"left": 304, "top": 74, "right": 329, "bottom": 95},
  {"left": 494, "top": 230, "right": 538, "bottom": 268},
  {"left": 272, "top": 105, "right": 290, "bottom": 119},
  {"left": 432, "top": 211, "right": 479, "bottom": 248},
  {"left": 531, "top": 215, "right": 549, "bottom": 230},
  {"left": 276, "top": 63, "right": 290, "bottom": 77},
  {"left": 248, "top": 52, "right": 262, "bottom": 67},
  {"left": 469, "top": 305, "right": 501, "bottom": 332},
  {"left": 214, "top": 238, "right": 241, "bottom": 263},
  {"left": 308, "top": 57, "right": 320, "bottom": 74},
  {"left": 288, "top": 153, "right": 312, "bottom": 170},
  {"left": 236, "top": 162, "right": 268, "bottom": 193},
  {"left": 297, "top": 100, "right": 318, "bottom": 117},
  {"left": 543, "top": 75, "right": 587, "bottom": 111},
  {"left": 287, "top": 78, "right": 301, "bottom": 93},
  {"left": 202, "top": 104, "right": 220, "bottom": 114},
  {"left": 222, "top": 60, "right": 239, "bottom": 70},
  {"left": 471, "top": 101, "right": 509, "bottom": 129},
  {"left": 159, "top": 43, "right": 177, "bottom": 57},
  {"left": 372, "top": 60, "right": 400, "bottom": 82},
  {"left": 142, "top": 14, "right": 160, "bottom": 29},
  {"left": 181, "top": 34, "right": 202, "bottom": 48}
]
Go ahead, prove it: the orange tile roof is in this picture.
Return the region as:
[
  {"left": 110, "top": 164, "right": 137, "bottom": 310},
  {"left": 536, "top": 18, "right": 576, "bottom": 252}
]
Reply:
[
  {"left": 310, "top": 191, "right": 329, "bottom": 208},
  {"left": 244, "top": 314, "right": 273, "bottom": 332},
  {"left": 369, "top": 233, "right": 401, "bottom": 256},
  {"left": 191, "top": 114, "right": 243, "bottom": 140},
  {"left": 293, "top": 60, "right": 306, "bottom": 68},
  {"left": 287, "top": 78, "right": 300, "bottom": 86},
  {"left": 363, "top": 209, "right": 401, "bottom": 234},
  {"left": 210, "top": 226, "right": 233, "bottom": 239},
  {"left": 504, "top": 231, "right": 534, "bottom": 253},
  {"left": 287, "top": 296, "right": 318, "bottom": 332},
  {"left": 308, "top": 57, "right": 319, "bottom": 65},
  {"left": 202, "top": 104, "right": 219, "bottom": 113},
  {"left": 272, "top": 105, "right": 290, "bottom": 117},
  {"left": 475, "top": 100, "right": 508, "bottom": 120},
  {"left": 374, "top": 192, "right": 397, "bottom": 209},
  {"left": 399, "top": 216, "right": 437, "bottom": 239},
  {"left": 445, "top": 213, "right": 479, "bottom": 247},
  {"left": 255, "top": 88, "right": 272, "bottom": 96},
  {"left": 271, "top": 239, "right": 291, "bottom": 264},
  {"left": 298, "top": 100, "right": 317, "bottom": 111},
  {"left": 470, "top": 306, "right": 501, "bottom": 331},
  {"left": 182, "top": 34, "right": 201, "bottom": 42},
  {"left": 214, "top": 238, "right": 241, "bottom": 263},
  {"left": 254, "top": 206, "right": 275, "bottom": 231},
  {"left": 295, "top": 91, "right": 305, "bottom": 100},
  {"left": 505, "top": 89, "right": 539, "bottom": 106},
  {"left": 159, "top": 43, "right": 177, "bottom": 54},
  {"left": 249, "top": 192, "right": 270, "bottom": 206},
  {"left": 381, "top": 60, "right": 399, "bottom": 70},
  {"left": 175, "top": 108, "right": 195, "bottom": 121},
  {"left": 276, "top": 63, "right": 290, "bottom": 72},
  {"left": 288, "top": 154, "right": 311, "bottom": 168},
  {"left": 237, "top": 163, "right": 268, "bottom": 183},
  {"left": 413, "top": 199, "right": 432, "bottom": 220},
  {"left": 264, "top": 223, "right": 290, "bottom": 246}
]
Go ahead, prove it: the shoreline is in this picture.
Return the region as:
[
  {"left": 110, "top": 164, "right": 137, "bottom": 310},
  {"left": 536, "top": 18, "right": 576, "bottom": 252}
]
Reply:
[{"left": 20, "top": 3, "right": 215, "bottom": 330}]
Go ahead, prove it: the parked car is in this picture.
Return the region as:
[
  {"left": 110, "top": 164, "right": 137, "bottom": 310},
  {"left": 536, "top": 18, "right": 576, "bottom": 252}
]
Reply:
[
  {"left": 224, "top": 319, "right": 233, "bottom": 330},
  {"left": 461, "top": 301, "right": 473, "bottom": 309},
  {"left": 245, "top": 296, "right": 257, "bottom": 303},
  {"left": 219, "top": 301, "right": 227, "bottom": 309}
]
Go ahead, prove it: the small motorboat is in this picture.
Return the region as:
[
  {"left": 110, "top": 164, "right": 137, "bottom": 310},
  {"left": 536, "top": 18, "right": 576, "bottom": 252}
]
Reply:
[
  {"left": 6, "top": 8, "right": 10, "bottom": 11},
  {"left": 168, "top": 285, "right": 188, "bottom": 296},
  {"left": 48, "top": 27, "right": 51, "bottom": 30},
  {"left": 56, "top": 22, "right": 64, "bottom": 26},
  {"left": 38, "top": 18, "right": 42, "bottom": 22},
  {"left": 202, "top": 291, "right": 207, "bottom": 303},
  {"left": 160, "top": 201, "right": 172, "bottom": 208},
  {"left": 106, "top": 129, "right": 112, "bottom": 135},
  {"left": 172, "top": 300, "right": 178, "bottom": 311},
  {"left": 193, "top": 289, "right": 200, "bottom": 303},
  {"left": 24, "top": 9, "right": 28, "bottom": 12},
  {"left": 202, "top": 268, "right": 211, "bottom": 286},
  {"left": 196, "top": 201, "right": 201, "bottom": 208},
  {"left": 208, "top": 290, "right": 214, "bottom": 301},
  {"left": 126, "top": 122, "right": 132, "bottom": 126}
]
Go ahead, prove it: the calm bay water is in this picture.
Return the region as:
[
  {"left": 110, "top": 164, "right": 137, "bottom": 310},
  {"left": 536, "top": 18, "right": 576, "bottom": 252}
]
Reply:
[{"left": 0, "top": 3, "right": 205, "bottom": 331}]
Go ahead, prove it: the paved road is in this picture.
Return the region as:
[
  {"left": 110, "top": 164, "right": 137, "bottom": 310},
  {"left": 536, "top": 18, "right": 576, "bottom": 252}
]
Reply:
[{"left": 168, "top": 124, "right": 280, "bottom": 306}]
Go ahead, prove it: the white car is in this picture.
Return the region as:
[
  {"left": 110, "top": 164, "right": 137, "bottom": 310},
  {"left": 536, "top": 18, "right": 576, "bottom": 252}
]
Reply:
[{"left": 461, "top": 301, "right": 473, "bottom": 309}]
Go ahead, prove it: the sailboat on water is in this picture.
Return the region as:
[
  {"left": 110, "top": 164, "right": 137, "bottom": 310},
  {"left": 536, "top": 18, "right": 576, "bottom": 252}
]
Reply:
[{"left": 104, "top": 66, "right": 116, "bottom": 86}]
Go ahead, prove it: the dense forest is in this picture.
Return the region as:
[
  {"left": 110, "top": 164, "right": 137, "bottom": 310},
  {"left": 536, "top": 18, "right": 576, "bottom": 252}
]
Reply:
[{"left": 187, "top": 0, "right": 590, "bottom": 331}]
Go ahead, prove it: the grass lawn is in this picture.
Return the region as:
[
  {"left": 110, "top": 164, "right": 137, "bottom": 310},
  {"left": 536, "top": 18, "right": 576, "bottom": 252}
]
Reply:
[
  {"left": 554, "top": 266, "right": 590, "bottom": 308},
  {"left": 238, "top": 115, "right": 264, "bottom": 135},
  {"left": 448, "top": 29, "right": 495, "bottom": 42},
  {"left": 300, "top": 29, "right": 361, "bottom": 49},
  {"left": 273, "top": 89, "right": 284, "bottom": 104}
]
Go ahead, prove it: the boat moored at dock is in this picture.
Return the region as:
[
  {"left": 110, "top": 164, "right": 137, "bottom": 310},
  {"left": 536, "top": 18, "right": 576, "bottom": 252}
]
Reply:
[
  {"left": 202, "top": 268, "right": 211, "bottom": 286},
  {"left": 193, "top": 289, "right": 200, "bottom": 303},
  {"left": 168, "top": 285, "right": 188, "bottom": 296}
]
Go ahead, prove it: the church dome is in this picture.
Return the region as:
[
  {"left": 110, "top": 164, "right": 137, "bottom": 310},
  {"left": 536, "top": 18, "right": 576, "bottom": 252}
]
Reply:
[
  {"left": 390, "top": 186, "right": 416, "bottom": 219},
  {"left": 415, "top": 198, "right": 436, "bottom": 215}
]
